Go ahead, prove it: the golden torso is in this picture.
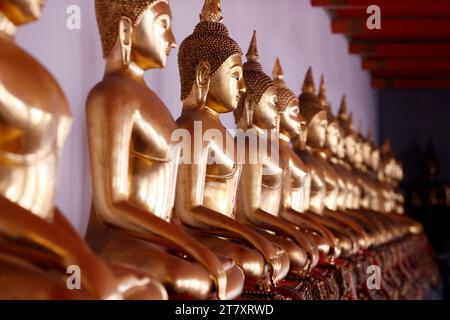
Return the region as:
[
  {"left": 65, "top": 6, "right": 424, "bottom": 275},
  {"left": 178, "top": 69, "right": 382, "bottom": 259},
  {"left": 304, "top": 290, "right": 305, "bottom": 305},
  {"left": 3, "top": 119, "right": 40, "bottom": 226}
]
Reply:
[
  {"left": 316, "top": 150, "right": 339, "bottom": 211},
  {"left": 176, "top": 107, "right": 240, "bottom": 217},
  {"left": 87, "top": 73, "right": 180, "bottom": 222},
  {"left": 258, "top": 134, "right": 283, "bottom": 216},
  {"left": 0, "top": 36, "right": 70, "bottom": 220},
  {"left": 295, "top": 148, "right": 325, "bottom": 214},
  {"left": 279, "top": 139, "right": 310, "bottom": 213}
]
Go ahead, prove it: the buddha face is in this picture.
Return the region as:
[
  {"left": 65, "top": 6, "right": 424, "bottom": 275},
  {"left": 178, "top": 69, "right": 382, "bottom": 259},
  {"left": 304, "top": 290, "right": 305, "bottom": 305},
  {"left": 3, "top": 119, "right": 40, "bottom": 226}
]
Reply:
[
  {"left": 280, "top": 101, "right": 302, "bottom": 140},
  {"left": 131, "top": 2, "right": 176, "bottom": 70},
  {"left": 336, "top": 128, "right": 346, "bottom": 159},
  {"left": 344, "top": 134, "right": 356, "bottom": 162},
  {"left": 307, "top": 111, "right": 327, "bottom": 148},
  {"left": 353, "top": 137, "right": 364, "bottom": 167},
  {"left": 0, "top": 0, "right": 45, "bottom": 25},
  {"left": 252, "top": 86, "right": 279, "bottom": 130},
  {"left": 371, "top": 149, "right": 380, "bottom": 171},
  {"left": 362, "top": 141, "right": 372, "bottom": 167},
  {"left": 326, "top": 122, "right": 340, "bottom": 155},
  {"left": 206, "top": 54, "right": 246, "bottom": 113}
]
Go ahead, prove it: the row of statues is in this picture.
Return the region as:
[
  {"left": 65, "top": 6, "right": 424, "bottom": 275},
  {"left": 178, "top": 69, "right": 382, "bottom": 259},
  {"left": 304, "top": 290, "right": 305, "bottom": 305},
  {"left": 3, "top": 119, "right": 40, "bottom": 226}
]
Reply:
[{"left": 0, "top": 0, "right": 438, "bottom": 300}]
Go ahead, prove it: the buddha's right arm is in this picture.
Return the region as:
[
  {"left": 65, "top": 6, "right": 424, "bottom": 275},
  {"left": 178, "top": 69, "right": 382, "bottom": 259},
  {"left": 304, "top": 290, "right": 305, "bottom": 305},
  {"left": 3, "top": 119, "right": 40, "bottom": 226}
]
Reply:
[
  {"left": 279, "top": 208, "right": 340, "bottom": 257},
  {"left": 179, "top": 204, "right": 284, "bottom": 283},
  {"left": 175, "top": 161, "right": 283, "bottom": 282},
  {"left": 0, "top": 203, "right": 121, "bottom": 299}
]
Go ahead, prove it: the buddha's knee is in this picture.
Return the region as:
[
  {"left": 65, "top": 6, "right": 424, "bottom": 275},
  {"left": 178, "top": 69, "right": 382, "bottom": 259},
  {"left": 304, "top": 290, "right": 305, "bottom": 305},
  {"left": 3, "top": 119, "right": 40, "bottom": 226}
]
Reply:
[
  {"left": 111, "top": 264, "right": 168, "bottom": 300},
  {"left": 224, "top": 264, "right": 245, "bottom": 300},
  {"left": 205, "top": 240, "right": 267, "bottom": 280},
  {"left": 337, "top": 234, "right": 353, "bottom": 255},
  {"left": 122, "top": 279, "right": 168, "bottom": 300},
  {"left": 307, "top": 231, "right": 331, "bottom": 257},
  {"left": 279, "top": 239, "right": 308, "bottom": 272},
  {"left": 169, "top": 260, "right": 212, "bottom": 299},
  {"left": 237, "top": 247, "right": 268, "bottom": 280},
  {"left": 0, "top": 255, "right": 89, "bottom": 299}
]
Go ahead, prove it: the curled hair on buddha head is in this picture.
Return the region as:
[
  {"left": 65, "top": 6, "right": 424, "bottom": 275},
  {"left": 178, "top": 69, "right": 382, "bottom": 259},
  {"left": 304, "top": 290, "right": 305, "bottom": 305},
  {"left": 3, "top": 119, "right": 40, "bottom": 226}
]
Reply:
[
  {"left": 272, "top": 57, "right": 299, "bottom": 112},
  {"left": 178, "top": 0, "right": 242, "bottom": 101},
  {"left": 95, "top": 0, "right": 169, "bottom": 58},
  {"left": 299, "top": 67, "right": 324, "bottom": 124},
  {"left": 233, "top": 31, "right": 274, "bottom": 124}
]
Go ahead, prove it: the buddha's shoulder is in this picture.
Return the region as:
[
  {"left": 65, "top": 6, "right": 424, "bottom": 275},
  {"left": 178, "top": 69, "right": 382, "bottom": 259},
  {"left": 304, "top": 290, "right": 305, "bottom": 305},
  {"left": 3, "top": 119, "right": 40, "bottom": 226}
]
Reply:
[
  {"left": 0, "top": 38, "right": 69, "bottom": 116},
  {"left": 176, "top": 109, "right": 226, "bottom": 132},
  {"left": 87, "top": 75, "right": 164, "bottom": 113}
]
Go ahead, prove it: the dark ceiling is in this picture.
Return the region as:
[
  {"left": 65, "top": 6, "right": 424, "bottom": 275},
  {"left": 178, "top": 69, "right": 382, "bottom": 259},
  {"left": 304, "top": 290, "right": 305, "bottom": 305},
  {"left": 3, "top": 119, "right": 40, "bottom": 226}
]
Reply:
[{"left": 311, "top": 0, "right": 450, "bottom": 89}]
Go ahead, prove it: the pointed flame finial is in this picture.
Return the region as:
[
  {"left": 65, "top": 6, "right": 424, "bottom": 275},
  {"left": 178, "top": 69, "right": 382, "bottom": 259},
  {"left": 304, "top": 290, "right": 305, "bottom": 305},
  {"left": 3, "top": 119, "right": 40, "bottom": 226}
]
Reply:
[
  {"left": 318, "top": 74, "right": 327, "bottom": 107},
  {"left": 302, "top": 66, "right": 315, "bottom": 94},
  {"left": 338, "top": 95, "right": 348, "bottom": 120},
  {"left": 246, "top": 30, "right": 259, "bottom": 62},
  {"left": 200, "top": 0, "right": 223, "bottom": 23},
  {"left": 272, "top": 57, "right": 284, "bottom": 81}
]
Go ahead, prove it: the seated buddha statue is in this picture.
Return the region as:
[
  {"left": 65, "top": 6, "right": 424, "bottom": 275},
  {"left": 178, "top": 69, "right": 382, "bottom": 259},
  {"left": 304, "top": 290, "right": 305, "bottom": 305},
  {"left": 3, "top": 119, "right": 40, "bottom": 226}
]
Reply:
[
  {"left": 269, "top": 59, "right": 341, "bottom": 262},
  {"left": 0, "top": 0, "right": 169, "bottom": 300},
  {"left": 357, "top": 132, "right": 402, "bottom": 244},
  {"left": 271, "top": 59, "right": 362, "bottom": 300},
  {"left": 295, "top": 68, "right": 363, "bottom": 256},
  {"left": 315, "top": 77, "right": 372, "bottom": 251},
  {"left": 319, "top": 79, "right": 387, "bottom": 249},
  {"left": 377, "top": 141, "right": 422, "bottom": 236},
  {"left": 358, "top": 129, "right": 397, "bottom": 245},
  {"left": 232, "top": 32, "right": 319, "bottom": 274},
  {"left": 84, "top": 0, "right": 244, "bottom": 300},
  {"left": 175, "top": 0, "right": 289, "bottom": 293}
]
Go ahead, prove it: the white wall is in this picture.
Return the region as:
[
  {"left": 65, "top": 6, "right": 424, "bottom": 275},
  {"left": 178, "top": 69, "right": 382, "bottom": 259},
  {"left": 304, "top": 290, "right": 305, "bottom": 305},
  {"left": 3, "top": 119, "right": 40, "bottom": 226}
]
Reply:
[{"left": 16, "top": 0, "right": 377, "bottom": 234}]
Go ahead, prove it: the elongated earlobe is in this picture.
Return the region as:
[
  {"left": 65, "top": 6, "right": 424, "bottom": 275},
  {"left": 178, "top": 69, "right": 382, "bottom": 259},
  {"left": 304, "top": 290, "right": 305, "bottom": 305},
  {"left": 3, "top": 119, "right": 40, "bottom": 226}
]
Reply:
[
  {"left": 119, "top": 16, "right": 133, "bottom": 69},
  {"left": 194, "top": 61, "right": 211, "bottom": 109}
]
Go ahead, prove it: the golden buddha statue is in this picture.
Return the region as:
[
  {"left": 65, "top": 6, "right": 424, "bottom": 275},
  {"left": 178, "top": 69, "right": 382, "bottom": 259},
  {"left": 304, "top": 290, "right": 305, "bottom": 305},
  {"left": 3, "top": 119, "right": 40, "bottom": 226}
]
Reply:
[
  {"left": 295, "top": 69, "right": 364, "bottom": 256},
  {"left": 316, "top": 79, "right": 385, "bottom": 251},
  {"left": 0, "top": 0, "right": 169, "bottom": 300},
  {"left": 232, "top": 32, "right": 319, "bottom": 275},
  {"left": 175, "top": 0, "right": 289, "bottom": 293},
  {"left": 270, "top": 59, "right": 361, "bottom": 300},
  {"left": 85, "top": 0, "right": 244, "bottom": 300},
  {"left": 269, "top": 59, "right": 340, "bottom": 263}
]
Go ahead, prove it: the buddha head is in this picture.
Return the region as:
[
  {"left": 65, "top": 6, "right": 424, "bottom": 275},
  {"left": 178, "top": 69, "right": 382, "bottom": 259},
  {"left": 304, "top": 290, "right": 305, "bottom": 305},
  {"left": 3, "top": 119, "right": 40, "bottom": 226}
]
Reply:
[
  {"left": 336, "top": 125, "right": 346, "bottom": 160},
  {"left": 271, "top": 58, "right": 304, "bottom": 145},
  {"left": 353, "top": 127, "right": 364, "bottom": 169},
  {"left": 0, "top": 0, "right": 45, "bottom": 25},
  {"left": 380, "top": 139, "right": 395, "bottom": 182},
  {"left": 95, "top": 0, "right": 176, "bottom": 70},
  {"left": 365, "top": 130, "right": 380, "bottom": 171},
  {"left": 337, "top": 95, "right": 357, "bottom": 164},
  {"left": 299, "top": 67, "right": 327, "bottom": 149},
  {"left": 234, "top": 32, "right": 279, "bottom": 130},
  {"left": 318, "top": 75, "right": 341, "bottom": 156},
  {"left": 362, "top": 136, "right": 372, "bottom": 168},
  {"left": 179, "top": 0, "right": 245, "bottom": 114}
]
